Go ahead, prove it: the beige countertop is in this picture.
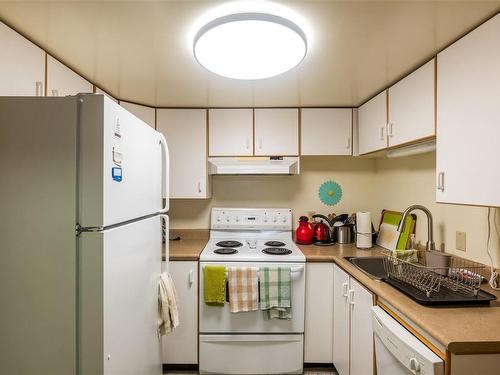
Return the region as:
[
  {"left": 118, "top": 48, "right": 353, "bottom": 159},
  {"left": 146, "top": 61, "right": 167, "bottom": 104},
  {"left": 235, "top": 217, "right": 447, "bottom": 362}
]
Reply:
[
  {"left": 299, "top": 243, "right": 500, "bottom": 354},
  {"left": 162, "top": 229, "right": 208, "bottom": 261},
  {"left": 161, "top": 231, "right": 500, "bottom": 354}
]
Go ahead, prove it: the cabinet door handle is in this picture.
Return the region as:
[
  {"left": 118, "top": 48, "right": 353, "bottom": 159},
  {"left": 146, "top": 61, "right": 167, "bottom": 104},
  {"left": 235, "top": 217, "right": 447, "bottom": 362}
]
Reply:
[
  {"left": 348, "top": 289, "right": 355, "bottom": 305},
  {"left": 388, "top": 122, "right": 393, "bottom": 138},
  {"left": 188, "top": 270, "right": 194, "bottom": 287},
  {"left": 379, "top": 126, "right": 385, "bottom": 141},
  {"left": 346, "top": 137, "right": 351, "bottom": 149},
  {"left": 51, "top": 89, "right": 59, "bottom": 97},
  {"left": 342, "top": 282, "right": 349, "bottom": 298},
  {"left": 35, "top": 81, "right": 43, "bottom": 96},
  {"left": 245, "top": 136, "right": 250, "bottom": 150},
  {"left": 437, "top": 172, "right": 445, "bottom": 192},
  {"left": 198, "top": 181, "right": 202, "bottom": 193},
  {"left": 258, "top": 137, "right": 262, "bottom": 150}
]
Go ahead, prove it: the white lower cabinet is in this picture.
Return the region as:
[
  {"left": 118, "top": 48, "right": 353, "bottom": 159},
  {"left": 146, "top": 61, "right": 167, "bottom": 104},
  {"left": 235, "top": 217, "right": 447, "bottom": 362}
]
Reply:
[
  {"left": 333, "top": 264, "right": 374, "bottom": 375},
  {"left": 162, "top": 261, "right": 198, "bottom": 364},
  {"left": 304, "top": 263, "right": 334, "bottom": 363}
]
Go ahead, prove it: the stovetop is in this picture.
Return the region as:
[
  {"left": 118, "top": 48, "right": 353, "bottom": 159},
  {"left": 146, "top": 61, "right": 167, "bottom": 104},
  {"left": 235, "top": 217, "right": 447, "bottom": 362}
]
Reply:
[
  {"left": 201, "top": 208, "right": 305, "bottom": 263},
  {"left": 200, "top": 238, "right": 305, "bottom": 262}
]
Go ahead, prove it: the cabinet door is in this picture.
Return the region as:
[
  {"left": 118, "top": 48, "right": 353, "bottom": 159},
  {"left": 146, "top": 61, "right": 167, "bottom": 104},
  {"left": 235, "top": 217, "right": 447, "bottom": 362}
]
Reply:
[
  {"left": 437, "top": 14, "right": 500, "bottom": 206},
  {"left": 349, "top": 278, "right": 374, "bottom": 375},
  {"left": 209, "top": 109, "right": 253, "bottom": 156},
  {"left": 47, "top": 55, "right": 93, "bottom": 96},
  {"left": 358, "top": 91, "right": 387, "bottom": 155},
  {"left": 157, "top": 109, "right": 210, "bottom": 198},
  {"left": 388, "top": 59, "right": 435, "bottom": 147},
  {"left": 333, "top": 265, "right": 350, "bottom": 375},
  {"left": 162, "top": 261, "right": 198, "bottom": 364},
  {"left": 0, "top": 22, "right": 45, "bottom": 96},
  {"left": 254, "top": 108, "right": 299, "bottom": 155},
  {"left": 301, "top": 108, "right": 352, "bottom": 155},
  {"left": 121, "top": 101, "right": 156, "bottom": 128},
  {"left": 304, "top": 263, "right": 334, "bottom": 363}
]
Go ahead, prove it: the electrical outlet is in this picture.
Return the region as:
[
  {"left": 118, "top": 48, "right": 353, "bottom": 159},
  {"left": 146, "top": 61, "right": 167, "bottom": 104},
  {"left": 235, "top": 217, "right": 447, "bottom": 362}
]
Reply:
[{"left": 456, "top": 231, "right": 466, "bottom": 251}]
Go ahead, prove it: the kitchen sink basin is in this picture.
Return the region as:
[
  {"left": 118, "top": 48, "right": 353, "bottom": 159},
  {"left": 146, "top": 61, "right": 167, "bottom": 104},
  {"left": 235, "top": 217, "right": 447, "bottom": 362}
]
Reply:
[{"left": 344, "top": 256, "right": 387, "bottom": 280}]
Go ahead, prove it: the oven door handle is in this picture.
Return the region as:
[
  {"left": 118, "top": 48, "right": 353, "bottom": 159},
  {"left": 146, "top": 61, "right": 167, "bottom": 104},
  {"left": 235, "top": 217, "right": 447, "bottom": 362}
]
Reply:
[{"left": 205, "top": 265, "right": 305, "bottom": 275}]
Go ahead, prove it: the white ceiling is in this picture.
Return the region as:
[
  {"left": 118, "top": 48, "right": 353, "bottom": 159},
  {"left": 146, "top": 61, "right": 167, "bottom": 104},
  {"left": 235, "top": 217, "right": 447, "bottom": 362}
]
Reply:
[{"left": 0, "top": 1, "right": 499, "bottom": 107}]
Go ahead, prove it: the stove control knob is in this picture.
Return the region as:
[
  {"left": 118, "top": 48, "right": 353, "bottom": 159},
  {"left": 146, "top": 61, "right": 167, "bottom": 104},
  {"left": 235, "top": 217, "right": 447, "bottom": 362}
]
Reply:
[
  {"left": 263, "top": 216, "right": 268, "bottom": 222},
  {"left": 235, "top": 216, "right": 240, "bottom": 222},
  {"left": 282, "top": 217, "right": 287, "bottom": 223},
  {"left": 273, "top": 217, "right": 277, "bottom": 223},
  {"left": 226, "top": 216, "right": 230, "bottom": 222},
  {"left": 216, "top": 216, "right": 221, "bottom": 222}
]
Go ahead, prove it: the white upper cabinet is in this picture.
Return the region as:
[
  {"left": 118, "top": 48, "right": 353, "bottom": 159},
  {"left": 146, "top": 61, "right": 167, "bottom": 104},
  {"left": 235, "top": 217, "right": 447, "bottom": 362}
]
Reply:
[
  {"left": 95, "top": 87, "right": 118, "bottom": 103},
  {"left": 358, "top": 91, "right": 387, "bottom": 154},
  {"left": 120, "top": 101, "right": 156, "bottom": 129},
  {"left": 437, "top": 14, "right": 500, "bottom": 206},
  {"left": 209, "top": 109, "right": 253, "bottom": 156},
  {"left": 388, "top": 59, "right": 435, "bottom": 147},
  {"left": 301, "top": 108, "right": 352, "bottom": 155},
  {"left": 254, "top": 108, "right": 299, "bottom": 156},
  {"left": 46, "top": 55, "right": 93, "bottom": 96},
  {"left": 0, "top": 22, "right": 45, "bottom": 96},
  {"left": 157, "top": 109, "right": 210, "bottom": 199}
]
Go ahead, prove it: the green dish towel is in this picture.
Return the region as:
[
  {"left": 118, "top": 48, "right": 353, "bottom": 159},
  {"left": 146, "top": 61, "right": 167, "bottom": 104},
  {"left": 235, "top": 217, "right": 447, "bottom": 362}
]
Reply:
[
  {"left": 259, "top": 267, "right": 291, "bottom": 320},
  {"left": 204, "top": 265, "right": 226, "bottom": 306}
]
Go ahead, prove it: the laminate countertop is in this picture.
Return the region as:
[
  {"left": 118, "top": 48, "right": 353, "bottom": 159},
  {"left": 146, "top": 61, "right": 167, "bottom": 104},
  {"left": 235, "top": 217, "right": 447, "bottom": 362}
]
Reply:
[
  {"left": 161, "top": 234, "right": 500, "bottom": 354},
  {"left": 298, "top": 242, "right": 500, "bottom": 355}
]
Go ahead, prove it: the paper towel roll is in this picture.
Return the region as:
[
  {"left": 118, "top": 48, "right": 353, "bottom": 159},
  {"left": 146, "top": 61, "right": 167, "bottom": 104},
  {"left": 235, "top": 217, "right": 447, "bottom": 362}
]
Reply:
[{"left": 356, "top": 211, "right": 372, "bottom": 249}]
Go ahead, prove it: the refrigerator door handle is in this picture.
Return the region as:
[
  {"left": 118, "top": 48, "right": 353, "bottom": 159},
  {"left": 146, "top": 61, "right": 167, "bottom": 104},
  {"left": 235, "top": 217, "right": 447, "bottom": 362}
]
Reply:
[
  {"left": 160, "top": 214, "right": 169, "bottom": 271},
  {"left": 158, "top": 133, "right": 170, "bottom": 213}
]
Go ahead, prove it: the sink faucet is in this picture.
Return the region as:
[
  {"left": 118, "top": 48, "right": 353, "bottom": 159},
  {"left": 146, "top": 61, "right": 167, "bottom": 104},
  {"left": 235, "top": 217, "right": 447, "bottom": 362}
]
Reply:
[{"left": 397, "top": 205, "right": 435, "bottom": 251}]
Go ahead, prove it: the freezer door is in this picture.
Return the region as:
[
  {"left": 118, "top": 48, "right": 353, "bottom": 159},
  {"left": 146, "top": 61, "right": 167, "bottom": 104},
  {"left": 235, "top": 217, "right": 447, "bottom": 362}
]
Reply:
[
  {"left": 79, "top": 94, "right": 164, "bottom": 228},
  {"left": 79, "top": 216, "right": 162, "bottom": 375}
]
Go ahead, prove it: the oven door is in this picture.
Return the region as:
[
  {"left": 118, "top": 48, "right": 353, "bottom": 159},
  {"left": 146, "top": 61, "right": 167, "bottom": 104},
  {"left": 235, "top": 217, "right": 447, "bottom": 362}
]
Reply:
[{"left": 199, "top": 262, "right": 305, "bottom": 333}]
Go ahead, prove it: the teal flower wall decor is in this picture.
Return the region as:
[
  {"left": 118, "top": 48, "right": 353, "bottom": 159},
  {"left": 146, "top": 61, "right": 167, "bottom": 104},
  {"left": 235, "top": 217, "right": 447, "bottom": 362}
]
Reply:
[{"left": 318, "top": 180, "right": 342, "bottom": 206}]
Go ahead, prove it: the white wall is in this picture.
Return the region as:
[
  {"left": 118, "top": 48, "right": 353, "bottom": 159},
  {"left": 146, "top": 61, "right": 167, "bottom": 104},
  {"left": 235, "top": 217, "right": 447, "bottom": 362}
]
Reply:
[
  {"left": 169, "top": 157, "right": 378, "bottom": 230},
  {"left": 169, "top": 152, "right": 500, "bottom": 268},
  {"left": 373, "top": 152, "right": 500, "bottom": 268}
]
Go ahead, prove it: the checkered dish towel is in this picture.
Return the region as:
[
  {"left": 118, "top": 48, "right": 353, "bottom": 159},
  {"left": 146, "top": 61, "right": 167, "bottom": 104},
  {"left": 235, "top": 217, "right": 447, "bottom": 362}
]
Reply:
[
  {"left": 228, "top": 267, "right": 259, "bottom": 312},
  {"left": 259, "top": 267, "right": 292, "bottom": 320}
]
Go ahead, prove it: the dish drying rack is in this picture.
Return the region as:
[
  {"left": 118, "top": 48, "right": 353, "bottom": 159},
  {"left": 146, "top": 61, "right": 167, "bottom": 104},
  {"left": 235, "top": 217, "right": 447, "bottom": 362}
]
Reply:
[{"left": 382, "top": 251, "right": 485, "bottom": 298}]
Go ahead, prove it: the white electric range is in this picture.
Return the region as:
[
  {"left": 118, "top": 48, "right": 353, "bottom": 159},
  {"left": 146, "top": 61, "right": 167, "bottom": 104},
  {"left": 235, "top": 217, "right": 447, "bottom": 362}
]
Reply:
[{"left": 199, "top": 208, "right": 306, "bottom": 375}]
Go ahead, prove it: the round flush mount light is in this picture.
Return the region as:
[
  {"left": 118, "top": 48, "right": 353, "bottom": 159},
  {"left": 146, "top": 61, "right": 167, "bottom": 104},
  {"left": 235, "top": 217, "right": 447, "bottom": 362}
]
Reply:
[{"left": 193, "top": 13, "right": 307, "bottom": 80}]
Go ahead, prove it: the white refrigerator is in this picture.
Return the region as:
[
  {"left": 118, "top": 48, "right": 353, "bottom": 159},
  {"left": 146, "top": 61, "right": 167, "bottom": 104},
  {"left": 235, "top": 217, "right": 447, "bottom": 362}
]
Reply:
[{"left": 0, "top": 94, "right": 169, "bottom": 375}]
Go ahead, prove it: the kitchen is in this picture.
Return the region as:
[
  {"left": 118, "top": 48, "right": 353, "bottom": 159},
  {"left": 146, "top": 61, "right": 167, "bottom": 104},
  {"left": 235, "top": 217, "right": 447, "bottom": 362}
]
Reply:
[{"left": 1, "top": 1, "right": 500, "bottom": 375}]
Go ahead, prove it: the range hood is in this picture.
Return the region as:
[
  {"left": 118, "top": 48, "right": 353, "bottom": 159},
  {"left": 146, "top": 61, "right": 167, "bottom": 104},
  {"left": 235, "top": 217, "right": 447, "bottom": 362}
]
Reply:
[{"left": 208, "top": 157, "right": 300, "bottom": 175}]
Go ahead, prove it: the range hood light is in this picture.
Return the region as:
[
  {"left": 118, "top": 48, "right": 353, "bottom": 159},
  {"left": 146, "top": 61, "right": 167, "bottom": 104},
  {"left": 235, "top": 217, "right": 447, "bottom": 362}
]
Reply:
[{"left": 193, "top": 13, "right": 307, "bottom": 80}]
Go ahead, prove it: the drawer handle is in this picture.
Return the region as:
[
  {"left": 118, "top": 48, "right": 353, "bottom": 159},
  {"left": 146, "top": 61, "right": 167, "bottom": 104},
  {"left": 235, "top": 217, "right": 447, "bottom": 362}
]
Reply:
[
  {"left": 437, "top": 172, "right": 445, "bottom": 192},
  {"left": 379, "top": 126, "right": 385, "bottom": 141},
  {"left": 35, "top": 81, "right": 43, "bottom": 96},
  {"left": 348, "top": 289, "right": 355, "bottom": 305},
  {"left": 188, "top": 269, "right": 194, "bottom": 287},
  {"left": 342, "top": 282, "right": 349, "bottom": 298},
  {"left": 346, "top": 137, "right": 351, "bottom": 149}
]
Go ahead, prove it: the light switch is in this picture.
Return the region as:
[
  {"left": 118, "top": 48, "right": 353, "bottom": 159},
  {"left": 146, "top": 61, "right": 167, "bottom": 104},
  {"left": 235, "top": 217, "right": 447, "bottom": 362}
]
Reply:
[{"left": 456, "top": 231, "right": 466, "bottom": 251}]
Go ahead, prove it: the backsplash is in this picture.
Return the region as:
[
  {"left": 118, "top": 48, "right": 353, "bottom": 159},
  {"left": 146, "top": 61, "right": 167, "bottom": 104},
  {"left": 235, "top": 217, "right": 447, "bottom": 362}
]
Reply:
[
  {"left": 169, "top": 157, "right": 378, "bottom": 230},
  {"left": 169, "top": 153, "right": 500, "bottom": 268},
  {"left": 372, "top": 152, "right": 500, "bottom": 268}
]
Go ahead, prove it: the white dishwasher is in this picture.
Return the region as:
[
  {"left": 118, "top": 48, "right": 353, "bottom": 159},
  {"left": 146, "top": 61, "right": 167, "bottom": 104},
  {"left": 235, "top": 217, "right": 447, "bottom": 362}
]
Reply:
[{"left": 371, "top": 306, "right": 444, "bottom": 375}]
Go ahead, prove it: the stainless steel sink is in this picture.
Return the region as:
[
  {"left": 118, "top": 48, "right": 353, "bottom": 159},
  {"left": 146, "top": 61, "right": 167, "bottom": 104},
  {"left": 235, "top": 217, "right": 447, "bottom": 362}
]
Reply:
[{"left": 344, "top": 256, "right": 387, "bottom": 281}]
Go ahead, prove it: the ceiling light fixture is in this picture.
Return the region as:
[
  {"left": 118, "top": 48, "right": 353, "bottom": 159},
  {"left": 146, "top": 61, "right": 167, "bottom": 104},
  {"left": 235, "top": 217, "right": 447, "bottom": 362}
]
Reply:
[{"left": 193, "top": 13, "right": 307, "bottom": 80}]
